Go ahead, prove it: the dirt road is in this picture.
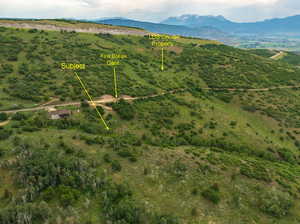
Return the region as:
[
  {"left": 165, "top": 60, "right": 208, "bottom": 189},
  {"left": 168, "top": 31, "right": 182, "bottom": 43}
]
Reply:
[
  {"left": 0, "top": 119, "right": 10, "bottom": 127},
  {"left": 0, "top": 21, "right": 149, "bottom": 36},
  {"left": 270, "top": 51, "right": 286, "bottom": 60},
  {"left": 1, "top": 85, "right": 299, "bottom": 114},
  {"left": 203, "top": 85, "right": 300, "bottom": 92}
]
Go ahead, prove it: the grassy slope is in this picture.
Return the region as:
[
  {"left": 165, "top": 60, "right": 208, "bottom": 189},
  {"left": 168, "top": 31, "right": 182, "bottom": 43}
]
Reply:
[
  {"left": 249, "top": 48, "right": 300, "bottom": 66},
  {"left": 0, "top": 23, "right": 300, "bottom": 224}
]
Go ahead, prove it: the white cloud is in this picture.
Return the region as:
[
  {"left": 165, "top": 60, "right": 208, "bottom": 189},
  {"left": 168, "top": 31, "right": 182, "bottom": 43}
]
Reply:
[{"left": 0, "top": 0, "right": 297, "bottom": 22}]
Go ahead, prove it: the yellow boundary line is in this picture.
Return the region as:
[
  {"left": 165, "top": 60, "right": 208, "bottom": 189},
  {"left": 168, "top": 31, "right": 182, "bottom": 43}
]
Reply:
[
  {"left": 74, "top": 72, "right": 110, "bottom": 130},
  {"left": 113, "top": 67, "right": 118, "bottom": 98},
  {"left": 161, "top": 48, "right": 164, "bottom": 71}
]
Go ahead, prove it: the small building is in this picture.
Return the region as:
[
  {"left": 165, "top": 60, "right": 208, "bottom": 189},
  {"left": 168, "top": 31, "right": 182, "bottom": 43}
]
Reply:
[{"left": 49, "top": 110, "right": 72, "bottom": 120}]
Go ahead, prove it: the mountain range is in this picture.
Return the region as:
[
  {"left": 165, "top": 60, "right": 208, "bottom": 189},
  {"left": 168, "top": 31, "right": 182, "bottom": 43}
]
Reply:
[
  {"left": 96, "top": 18, "right": 234, "bottom": 43},
  {"left": 94, "top": 14, "right": 300, "bottom": 46},
  {"left": 162, "top": 14, "right": 300, "bottom": 34}
]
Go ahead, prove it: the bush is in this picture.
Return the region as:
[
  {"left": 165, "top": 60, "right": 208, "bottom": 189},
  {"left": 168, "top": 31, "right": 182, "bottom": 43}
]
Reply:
[
  {"left": 103, "top": 153, "right": 112, "bottom": 163},
  {"left": 102, "top": 183, "right": 143, "bottom": 223},
  {"left": 12, "top": 112, "right": 27, "bottom": 121},
  {"left": 240, "top": 163, "right": 272, "bottom": 182},
  {"left": 259, "top": 189, "right": 293, "bottom": 218},
  {"left": 153, "top": 214, "right": 180, "bottom": 224},
  {"left": 0, "top": 129, "right": 12, "bottom": 140},
  {"left": 277, "top": 148, "right": 297, "bottom": 164},
  {"left": 111, "top": 160, "right": 122, "bottom": 172},
  {"left": 57, "top": 185, "right": 80, "bottom": 207},
  {"left": 28, "top": 29, "right": 38, "bottom": 33},
  {"left": 81, "top": 101, "right": 90, "bottom": 108},
  {"left": 1, "top": 64, "right": 13, "bottom": 74},
  {"left": 0, "top": 203, "right": 51, "bottom": 224},
  {"left": 112, "top": 99, "right": 135, "bottom": 120},
  {"left": 201, "top": 184, "right": 221, "bottom": 204},
  {"left": 0, "top": 113, "right": 8, "bottom": 122},
  {"left": 96, "top": 106, "right": 105, "bottom": 115},
  {"left": 242, "top": 105, "right": 257, "bottom": 112},
  {"left": 108, "top": 198, "right": 141, "bottom": 223}
]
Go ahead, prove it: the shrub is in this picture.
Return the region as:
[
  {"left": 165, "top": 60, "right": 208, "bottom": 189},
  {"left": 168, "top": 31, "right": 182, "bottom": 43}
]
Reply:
[
  {"left": 108, "top": 198, "right": 141, "bottom": 223},
  {"left": 277, "top": 148, "right": 297, "bottom": 164},
  {"left": 153, "top": 214, "right": 180, "bottom": 224},
  {"left": 201, "top": 184, "right": 221, "bottom": 204},
  {"left": 58, "top": 185, "right": 80, "bottom": 207},
  {"left": 12, "top": 112, "right": 27, "bottom": 121},
  {"left": 191, "top": 207, "right": 198, "bottom": 216},
  {"left": 242, "top": 105, "right": 257, "bottom": 112},
  {"left": 1, "top": 64, "right": 13, "bottom": 74},
  {"left": 0, "top": 113, "right": 8, "bottom": 122},
  {"left": 230, "top": 121, "right": 237, "bottom": 127},
  {"left": 103, "top": 153, "right": 112, "bottom": 163},
  {"left": 259, "top": 189, "right": 293, "bottom": 218},
  {"left": 96, "top": 106, "right": 105, "bottom": 115},
  {"left": 240, "top": 163, "right": 272, "bottom": 182},
  {"left": 0, "top": 129, "right": 12, "bottom": 140},
  {"left": 129, "top": 156, "right": 137, "bottom": 162},
  {"left": 111, "top": 160, "right": 122, "bottom": 172},
  {"left": 118, "top": 148, "right": 133, "bottom": 158},
  {"left": 81, "top": 101, "right": 90, "bottom": 108},
  {"left": 28, "top": 29, "right": 38, "bottom": 33},
  {"left": 112, "top": 99, "right": 135, "bottom": 120}
]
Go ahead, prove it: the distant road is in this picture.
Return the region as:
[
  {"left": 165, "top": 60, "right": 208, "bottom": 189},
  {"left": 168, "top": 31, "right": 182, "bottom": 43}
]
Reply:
[
  {"left": 1, "top": 86, "right": 299, "bottom": 114},
  {"left": 270, "top": 51, "right": 286, "bottom": 60},
  {"left": 203, "top": 85, "right": 300, "bottom": 92},
  {"left": 0, "top": 90, "right": 181, "bottom": 114},
  {"left": 0, "top": 21, "right": 149, "bottom": 36}
]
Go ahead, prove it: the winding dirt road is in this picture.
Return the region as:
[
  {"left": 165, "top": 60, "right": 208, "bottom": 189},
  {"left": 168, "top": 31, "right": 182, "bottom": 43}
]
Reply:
[
  {"left": 270, "top": 51, "right": 286, "bottom": 60},
  {"left": 202, "top": 85, "right": 300, "bottom": 92},
  {"left": 0, "top": 89, "right": 181, "bottom": 114},
  {"left": 1, "top": 86, "right": 299, "bottom": 114}
]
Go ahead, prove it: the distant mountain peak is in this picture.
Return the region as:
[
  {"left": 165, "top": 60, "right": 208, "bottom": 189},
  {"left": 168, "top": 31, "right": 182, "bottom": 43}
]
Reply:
[
  {"left": 162, "top": 13, "right": 300, "bottom": 34},
  {"left": 176, "top": 14, "right": 227, "bottom": 20},
  {"left": 161, "top": 14, "right": 231, "bottom": 27}
]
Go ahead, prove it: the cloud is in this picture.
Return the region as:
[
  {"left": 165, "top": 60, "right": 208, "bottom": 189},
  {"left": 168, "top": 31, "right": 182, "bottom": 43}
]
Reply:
[
  {"left": 227, "top": 0, "right": 300, "bottom": 22},
  {"left": 0, "top": 0, "right": 298, "bottom": 22}
]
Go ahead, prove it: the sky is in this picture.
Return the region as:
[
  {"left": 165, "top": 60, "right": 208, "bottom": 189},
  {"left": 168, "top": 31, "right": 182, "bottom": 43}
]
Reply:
[{"left": 0, "top": 0, "right": 300, "bottom": 22}]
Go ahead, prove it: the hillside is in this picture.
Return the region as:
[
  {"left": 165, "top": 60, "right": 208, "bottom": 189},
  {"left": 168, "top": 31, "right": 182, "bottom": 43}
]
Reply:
[
  {"left": 249, "top": 49, "right": 300, "bottom": 66},
  {"left": 0, "top": 22, "right": 300, "bottom": 224}
]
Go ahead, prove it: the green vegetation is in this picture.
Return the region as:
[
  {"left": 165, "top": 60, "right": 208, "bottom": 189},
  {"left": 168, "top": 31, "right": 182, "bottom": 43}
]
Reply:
[
  {"left": 0, "top": 21, "right": 300, "bottom": 223},
  {"left": 248, "top": 48, "right": 277, "bottom": 58},
  {"left": 249, "top": 48, "right": 300, "bottom": 66}
]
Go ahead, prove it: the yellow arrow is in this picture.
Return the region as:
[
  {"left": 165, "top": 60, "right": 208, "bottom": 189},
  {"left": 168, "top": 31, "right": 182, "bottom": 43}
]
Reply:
[
  {"left": 161, "top": 48, "right": 164, "bottom": 71},
  {"left": 74, "top": 72, "right": 110, "bottom": 131},
  {"left": 113, "top": 67, "right": 118, "bottom": 98}
]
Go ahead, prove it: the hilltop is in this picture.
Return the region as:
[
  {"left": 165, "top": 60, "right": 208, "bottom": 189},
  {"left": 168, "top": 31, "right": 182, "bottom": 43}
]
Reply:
[{"left": 0, "top": 21, "right": 300, "bottom": 224}]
